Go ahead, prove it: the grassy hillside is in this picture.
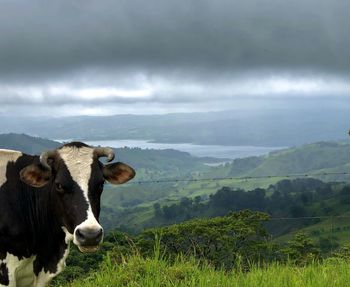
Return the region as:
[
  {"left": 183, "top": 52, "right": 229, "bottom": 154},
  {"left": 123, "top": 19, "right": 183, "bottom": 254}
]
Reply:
[
  {"left": 2, "top": 133, "right": 350, "bottom": 235},
  {"left": 101, "top": 141, "right": 350, "bottom": 231},
  {"left": 0, "top": 133, "right": 60, "bottom": 154},
  {"left": 182, "top": 141, "right": 350, "bottom": 198},
  {"left": 3, "top": 134, "right": 350, "bottom": 210},
  {"left": 277, "top": 213, "right": 350, "bottom": 247},
  {"left": 51, "top": 209, "right": 350, "bottom": 287},
  {"left": 64, "top": 253, "right": 350, "bottom": 287},
  {"left": 246, "top": 142, "right": 350, "bottom": 177}
]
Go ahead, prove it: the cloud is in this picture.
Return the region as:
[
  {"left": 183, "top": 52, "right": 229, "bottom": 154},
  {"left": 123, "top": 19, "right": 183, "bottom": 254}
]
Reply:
[
  {"left": 0, "top": 0, "right": 349, "bottom": 116},
  {"left": 1, "top": 0, "right": 350, "bottom": 81},
  {"left": 0, "top": 74, "right": 349, "bottom": 107}
]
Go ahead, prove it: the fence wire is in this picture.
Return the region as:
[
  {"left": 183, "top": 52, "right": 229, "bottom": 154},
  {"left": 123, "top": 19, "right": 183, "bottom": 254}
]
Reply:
[
  {"left": 126, "top": 171, "right": 350, "bottom": 185},
  {"left": 123, "top": 171, "right": 350, "bottom": 252}
]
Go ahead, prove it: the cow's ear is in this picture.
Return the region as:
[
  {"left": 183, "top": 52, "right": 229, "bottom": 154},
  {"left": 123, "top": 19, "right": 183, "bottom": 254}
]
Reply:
[
  {"left": 103, "top": 162, "right": 135, "bottom": 185},
  {"left": 20, "top": 164, "right": 52, "bottom": 188}
]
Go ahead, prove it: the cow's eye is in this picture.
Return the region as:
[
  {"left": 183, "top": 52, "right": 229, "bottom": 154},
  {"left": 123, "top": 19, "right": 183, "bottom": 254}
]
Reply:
[{"left": 55, "top": 183, "right": 64, "bottom": 193}]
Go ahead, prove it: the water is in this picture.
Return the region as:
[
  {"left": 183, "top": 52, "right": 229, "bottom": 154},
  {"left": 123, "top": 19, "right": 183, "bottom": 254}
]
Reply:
[{"left": 61, "top": 139, "right": 285, "bottom": 160}]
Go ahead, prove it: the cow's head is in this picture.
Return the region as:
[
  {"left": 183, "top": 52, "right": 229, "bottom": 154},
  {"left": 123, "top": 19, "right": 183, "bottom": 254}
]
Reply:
[{"left": 19, "top": 142, "right": 135, "bottom": 252}]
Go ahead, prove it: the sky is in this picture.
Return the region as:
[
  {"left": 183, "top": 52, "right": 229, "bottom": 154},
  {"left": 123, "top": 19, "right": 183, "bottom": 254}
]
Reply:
[{"left": 1, "top": 0, "right": 350, "bottom": 116}]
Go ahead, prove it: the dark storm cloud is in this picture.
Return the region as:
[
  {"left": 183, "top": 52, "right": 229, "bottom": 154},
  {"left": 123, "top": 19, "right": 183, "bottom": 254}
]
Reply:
[
  {"left": 1, "top": 0, "right": 350, "bottom": 81},
  {"left": 0, "top": 0, "right": 349, "bottom": 116}
]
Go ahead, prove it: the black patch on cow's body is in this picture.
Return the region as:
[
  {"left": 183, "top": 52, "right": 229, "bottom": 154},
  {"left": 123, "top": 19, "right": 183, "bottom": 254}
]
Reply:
[
  {"left": 0, "top": 263, "right": 9, "bottom": 286},
  {"left": 0, "top": 153, "right": 72, "bottom": 277},
  {"left": 0, "top": 142, "right": 118, "bottom": 283},
  {"left": 33, "top": 241, "right": 67, "bottom": 275}
]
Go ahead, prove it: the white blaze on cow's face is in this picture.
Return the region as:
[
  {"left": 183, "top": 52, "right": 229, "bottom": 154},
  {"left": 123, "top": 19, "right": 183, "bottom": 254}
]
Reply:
[{"left": 57, "top": 145, "right": 104, "bottom": 252}]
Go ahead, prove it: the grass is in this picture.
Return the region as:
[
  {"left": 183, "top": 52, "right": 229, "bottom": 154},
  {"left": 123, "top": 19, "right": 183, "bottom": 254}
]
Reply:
[
  {"left": 64, "top": 253, "right": 350, "bottom": 287},
  {"left": 276, "top": 213, "right": 350, "bottom": 245}
]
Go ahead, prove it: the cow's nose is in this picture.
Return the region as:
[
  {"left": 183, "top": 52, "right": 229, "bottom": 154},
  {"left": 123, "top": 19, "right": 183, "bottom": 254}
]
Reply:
[{"left": 75, "top": 227, "right": 103, "bottom": 246}]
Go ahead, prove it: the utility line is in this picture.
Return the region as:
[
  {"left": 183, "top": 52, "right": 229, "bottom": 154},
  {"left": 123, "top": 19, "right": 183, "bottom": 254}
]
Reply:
[
  {"left": 269, "top": 215, "right": 350, "bottom": 220},
  {"left": 126, "top": 171, "right": 350, "bottom": 185}
]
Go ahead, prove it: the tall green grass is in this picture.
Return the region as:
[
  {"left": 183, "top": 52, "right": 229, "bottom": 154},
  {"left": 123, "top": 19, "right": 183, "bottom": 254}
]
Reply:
[{"left": 65, "top": 253, "right": 350, "bottom": 287}]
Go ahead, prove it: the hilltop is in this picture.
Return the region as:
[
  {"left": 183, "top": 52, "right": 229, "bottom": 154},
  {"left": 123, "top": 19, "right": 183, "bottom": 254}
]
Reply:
[
  {"left": 0, "top": 133, "right": 60, "bottom": 154},
  {"left": 0, "top": 133, "right": 213, "bottom": 175}
]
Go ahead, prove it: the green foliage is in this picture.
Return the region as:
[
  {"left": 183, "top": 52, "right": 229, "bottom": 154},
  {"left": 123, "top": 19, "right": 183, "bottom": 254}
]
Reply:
[
  {"left": 54, "top": 212, "right": 350, "bottom": 286},
  {"left": 149, "top": 179, "right": 347, "bottom": 239},
  {"left": 65, "top": 251, "right": 350, "bottom": 287},
  {"left": 137, "top": 210, "right": 273, "bottom": 270},
  {"left": 329, "top": 245, "right": 350, "bottom": 261},
  {"left": 282, "top": 233, "right": 320, "bottom": 265},
  {"left": 51, "top": 231, "right": 131, "bottom": 286}
]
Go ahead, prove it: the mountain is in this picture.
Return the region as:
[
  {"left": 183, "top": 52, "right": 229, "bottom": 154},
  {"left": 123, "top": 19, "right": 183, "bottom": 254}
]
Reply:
[
  {"left": 100, "top": 140, "right": 350, "bottom": 231},
  {"left": 2, "top": 133, "right": 350, "bottom": 234},
  {"left": 0, "top": 108, "right": 349, "bottom": 147},
  {"left": 0, "top": 133, "right": 213, "bottom": 179},
  {"left": 0, "top": 133, "right": 60, "bottom": 154},
  {"left": 224, "top": 141, "right": 350, "bottom": 180}
]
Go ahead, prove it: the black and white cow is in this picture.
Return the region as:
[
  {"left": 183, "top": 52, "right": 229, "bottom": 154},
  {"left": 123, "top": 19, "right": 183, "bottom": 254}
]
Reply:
[{"left": 0, "top": 142, "right": 135, "bottom": 287}]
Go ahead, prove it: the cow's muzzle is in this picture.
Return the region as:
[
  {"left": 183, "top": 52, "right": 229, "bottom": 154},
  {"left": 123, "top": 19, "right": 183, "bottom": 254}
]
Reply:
[{"left": 75, "top": 227, "right": 103, "bottom": 252}]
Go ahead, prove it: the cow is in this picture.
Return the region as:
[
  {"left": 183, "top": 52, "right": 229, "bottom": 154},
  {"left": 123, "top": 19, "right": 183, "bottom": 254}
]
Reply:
[{"left": 0, "top": 142, "right": 135, "bottom": 287}]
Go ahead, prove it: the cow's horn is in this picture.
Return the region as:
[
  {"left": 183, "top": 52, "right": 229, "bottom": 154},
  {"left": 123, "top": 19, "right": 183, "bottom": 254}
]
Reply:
[
  {"left": 40, "top": 150, "right": 57, "bottom": 170},
  {"left": 94, "top": 147, "right": 115, "bottom": 162}
]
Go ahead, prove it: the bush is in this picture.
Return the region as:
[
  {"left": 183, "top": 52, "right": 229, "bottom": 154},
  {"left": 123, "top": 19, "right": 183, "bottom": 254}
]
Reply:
[
  {"left": 136, "top": 210, "right": 275, "bottom": 270},
  {"left": 282, "top": 232, "right": 319, "bottom": 265}
]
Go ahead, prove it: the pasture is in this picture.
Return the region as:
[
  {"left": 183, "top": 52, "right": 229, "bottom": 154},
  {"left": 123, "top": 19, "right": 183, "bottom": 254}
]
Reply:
[{"left": 66, "top": 253, "right": 350, "bottom": 287}]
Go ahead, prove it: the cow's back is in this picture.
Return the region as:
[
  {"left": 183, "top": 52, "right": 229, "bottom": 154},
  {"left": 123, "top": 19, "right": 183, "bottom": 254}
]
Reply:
[
  {"left": 0, "top": 149, "right": 38, "bottom": 256},
  {"left": 0, "top": 149, "right": 22, "bottom": 187},
  {"left": 0, "top": 149, "right": 24, "bottom": 241}
]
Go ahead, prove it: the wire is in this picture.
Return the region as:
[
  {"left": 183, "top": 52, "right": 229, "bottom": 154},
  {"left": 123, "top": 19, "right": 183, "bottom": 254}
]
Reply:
[
  {"left": 126, "top": 171, "right": 350, "bottom": 185},
  {"left": 269, "top": 216, "right": 342, "bottom": 220}
]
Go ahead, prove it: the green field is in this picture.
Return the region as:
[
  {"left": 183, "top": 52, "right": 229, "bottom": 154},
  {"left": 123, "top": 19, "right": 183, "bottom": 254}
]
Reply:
[
  {"left": 276, "top": 214, "right": 350, "bottom": 246},
  {"left": 65, "top": 253, "right": 350, "bottom": 287}
]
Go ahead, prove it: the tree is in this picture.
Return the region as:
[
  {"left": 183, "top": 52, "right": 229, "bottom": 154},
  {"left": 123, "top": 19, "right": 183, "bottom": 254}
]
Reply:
[
  {"left": 282, "top": 232, "right": 319, "bottom": 265},
  {"left": 137, "top": 210, "right": 273, "bottom": 270}
]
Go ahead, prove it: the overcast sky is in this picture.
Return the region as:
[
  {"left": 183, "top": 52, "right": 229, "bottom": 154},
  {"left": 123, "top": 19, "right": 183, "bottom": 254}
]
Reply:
[{"left": 1, "top": 0, "right": 350, "bottom": 116}]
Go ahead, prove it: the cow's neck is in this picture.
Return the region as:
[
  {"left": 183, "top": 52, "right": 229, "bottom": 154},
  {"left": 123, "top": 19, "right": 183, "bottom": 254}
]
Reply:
[
  {"left": 4, "top": 154, "right": 65, "bottom": 258},
  {"left": 20, "top": 182, "right": 63, "bottom": 253}
]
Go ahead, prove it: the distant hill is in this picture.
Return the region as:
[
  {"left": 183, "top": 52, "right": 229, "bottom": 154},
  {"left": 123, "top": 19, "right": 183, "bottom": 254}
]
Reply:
[
  {"left": 0, "top": 133, "right": 214, "bottom": 227},
  {"left": 0, "top": 133, "right": 212, "bottom": 177},
  {"left": 206, "top": 141, "right": 350, "bottom": 183},
  {"left": 108, "top": 139, "right": 350, "bottom": 233},
  {"left": 170, "top": 141, "right": 350, "bottom": 204},
  {"left": 100, "top": 140, "right": 350, "bottom": 231},
  {"left": 0, "top": 108, "right": 349, "bottom": 146},
  {"left": 0, "top": 133, "right": 60, "bottom": 154}
]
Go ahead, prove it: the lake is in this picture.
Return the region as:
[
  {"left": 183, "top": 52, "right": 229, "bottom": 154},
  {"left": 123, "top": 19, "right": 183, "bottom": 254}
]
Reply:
[{"left": 61, "top": 139, "right": 286, "bottom": 160}]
